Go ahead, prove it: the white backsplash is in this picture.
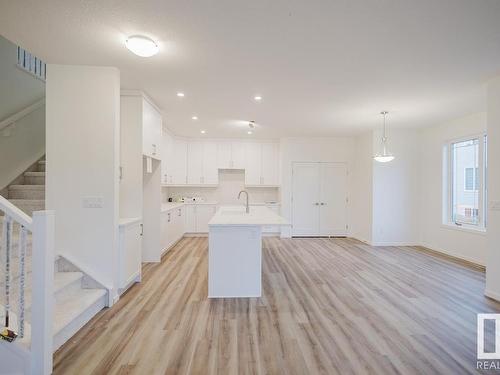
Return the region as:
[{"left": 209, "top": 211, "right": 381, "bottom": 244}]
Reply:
[{"left": 162, "top": 170, "right": 279, "bottom": 205}]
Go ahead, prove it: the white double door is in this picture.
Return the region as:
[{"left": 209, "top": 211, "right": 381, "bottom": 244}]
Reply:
[{"left": 292, "top": 162, "right": 348, "bottom": 237}]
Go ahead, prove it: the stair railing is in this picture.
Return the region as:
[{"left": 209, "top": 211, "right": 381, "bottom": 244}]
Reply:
[{"left": 0, "top": 195, "right": 54, "bottom": 375}]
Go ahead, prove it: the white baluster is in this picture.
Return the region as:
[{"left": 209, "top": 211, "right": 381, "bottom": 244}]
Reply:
[
  {"left": 2, "top": 215, "right": 12, "bottom": 330},
  {"left": 18, "top": 225, "right": 27, "bottom": 338}
]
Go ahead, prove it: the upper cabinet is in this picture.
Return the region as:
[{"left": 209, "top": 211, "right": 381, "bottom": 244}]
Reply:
[
  {"left": 217, "top": 141, "right": 246, "bottom": 169},
  {"left": 142, "top": 99, "right": 162, "bottom": 160},
  {"left": 244, "top": 142, "right": 279, "bottom": 186},
  {"left": 162, "top": 137, "right": 280, "bottom": 187}
]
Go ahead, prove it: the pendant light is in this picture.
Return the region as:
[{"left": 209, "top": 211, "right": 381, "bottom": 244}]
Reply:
[{"left": 374, "top": 111, "right": 395, "bottom": 163}]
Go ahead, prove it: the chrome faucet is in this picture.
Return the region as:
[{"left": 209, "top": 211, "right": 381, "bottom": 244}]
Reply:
[{"left": 238, "top": 190, "right": 250, "bottom": 213}]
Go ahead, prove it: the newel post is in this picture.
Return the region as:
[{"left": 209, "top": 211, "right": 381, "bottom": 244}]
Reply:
[{"left": 31, "top": 210, "right": 55, "bottom": 375}]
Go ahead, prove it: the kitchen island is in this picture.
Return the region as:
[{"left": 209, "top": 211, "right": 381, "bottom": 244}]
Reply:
[{"left": 208, "top": 205, "right": 289, "bottom": 298}]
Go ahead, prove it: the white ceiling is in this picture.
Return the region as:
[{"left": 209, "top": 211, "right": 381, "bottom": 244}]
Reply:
[{"left": 1, "top": 0, "right": 500, "bottom": 138}]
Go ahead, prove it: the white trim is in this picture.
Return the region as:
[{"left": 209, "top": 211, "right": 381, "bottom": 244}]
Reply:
[
  {"left": 369, "top": 241, "right": 420, "bottom": 247},
  {"left": 420, "top": 242, "right": 485, "bottom": 266},
  {"left": 57, "top": 252, "right": 113, "bottom": 293},
  {"left": 0, "top": 195, "right": 33, "bottom": 229},
  {"left": 485, "top": 289, "right": 500, "bottom": 302},
  {"left": 0, "top": 98, "right": 45, "bottom": 132},
  {"left": 120, "top": 89, "right": 162, "bottom": 114},
  {"left": 440, "top": 223, "right": 486, "bottom": 235}
]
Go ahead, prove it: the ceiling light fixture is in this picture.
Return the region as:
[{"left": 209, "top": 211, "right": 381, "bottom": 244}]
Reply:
[
  {"left": 249, "top": 121, "right": 255, "bottom": 129},
  {"left": 247, "top": 131, "right": 253, "bottom": 135},
  {"left": 125, "top": 35, "right": 159, "bottom": 57},
  {"left": 200, "top": 130, "right": 206, "bottom": 134},
  {"left": 254, "top": 95, "right": 262, "bottom": 101},
  {"left": 374, "top": 111, "right": 395, "bottom": 163},
  {"left": 177, "top": 92, "right": 185, "bottom": 97},
  {"left": 192, "top": 116, "right": 198, "bottom": 120}
]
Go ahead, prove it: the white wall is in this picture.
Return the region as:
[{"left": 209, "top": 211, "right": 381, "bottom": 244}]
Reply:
[
  {"left": 46, "top": 65, "right": 120, "bottom": 297},
  {"left": 486, "top": 76, "right": 500, "bottom": 300},
  {"left": 351, "top": 132, "right": 373, "bottom": 243},
  {"left": 371, "top": 129, "right": 421, "bottom": 246},
  {"left": 0, "top": 34, "right": 45, "bottom": 190},
  {"left": 419, "top": 112, "right": 487, "bottom": 265},
  {"left": 279, "top": 137, "right": 356, "bottom": 237}
]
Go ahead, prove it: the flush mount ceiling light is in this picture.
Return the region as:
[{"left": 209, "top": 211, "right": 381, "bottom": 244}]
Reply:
[
  {"left": 200, "top": 130, "right": 206, "bottom": 134},
  {"left": 247, "top": 131, "right": 253, "bottom": 135},
  {"left": 374, "top": 111, "right": 395, "bottom": 163},
  {"left": 249, "top": 121, "right": 255, "bottom": 129},
  {"left": 254, "top": 95, "right": 262, "bottom": 101},
  {"left": 192, "top": 116, "right": 198, "bottom": 120},
  {"left": 177, "top": 92, "right": 185, "bottom": 97},
  {"left": 125, "top": 35, "right": 159, "bottom": 57}
]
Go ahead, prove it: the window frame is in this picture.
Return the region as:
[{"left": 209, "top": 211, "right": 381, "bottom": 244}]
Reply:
[{"left": 443, "top": 133, "right": 487, "bottom": 231}]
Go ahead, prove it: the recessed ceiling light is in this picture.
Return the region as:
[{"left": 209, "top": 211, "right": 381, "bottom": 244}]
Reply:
[
  {"left": 247, "top": 130, "right": 253, "bottom": 135},
  {"left": 254, "top": 95, "right": 262, "bottom": 101},
  {"left": 200, "top": 130, "right": 206, "bottom": 134},
  {"left": 192, "top": 116, "right": 198, "bottom": 120},
  {"left": 125, "top": 35, "right": 159, "bottom": 57},
  {"left": 177, "top": 92, "right": 185, "bottom": 97}
]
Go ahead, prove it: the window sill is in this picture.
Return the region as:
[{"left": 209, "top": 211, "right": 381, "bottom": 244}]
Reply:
[{"left": 441, "top": 223, "right": 486, "bottom": 236}]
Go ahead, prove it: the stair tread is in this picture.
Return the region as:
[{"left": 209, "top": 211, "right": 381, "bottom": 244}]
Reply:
[
  {"left": 9, "top": 185, "right": 45, "bottom": 190},
  {"left": 24, "top": 171, "right": 45, "bottom": 177},
  {"left": 54, "top": 272, "right": 83, "bottom": 293},
  {"left": 53, "top": 288, "right": 107, "bottom": 335},
  {"left": 38, "top": 161, "right": 46, "bottom": 164}
]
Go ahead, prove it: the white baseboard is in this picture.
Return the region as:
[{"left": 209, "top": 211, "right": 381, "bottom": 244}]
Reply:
[
  {"left": 420, "top": 242, "right": 485, "bottom": 267},
  {"left": 484, "top": 289, "right": 500, "bottom": 302}
]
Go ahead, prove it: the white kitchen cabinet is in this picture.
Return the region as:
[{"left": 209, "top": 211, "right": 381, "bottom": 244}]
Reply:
[
  {"left": 187, "top": 141, "right": 204, "bottom": 184},
  {"left": 171, "top": 138, "right": 188, "bottom": 184},
  {"left": 244, "top": 143, "right": 262, "bottom": 185},
  {"left": 244, "top": 142, "right": 279, "bottom": 186},
  {"left": 263, "top": 205, "right": 280, "bottom": 233},
  {"left": 186, "top": 141, "right": 219, "bottom": 185},
  {"left": 217, "top": 141, "right": 246, "bottom": 169},
  {"left": 261, "top": 143, "right": 279, "bottom": 186},
  {"left": 161, "top": 131, "right": 173, "bottom": 184},
  {"left": 142, "top": 99, "right": 162, "bottom": 159},
  {"left": 162, "top": 206, "right": 185, "bottom": 253},
  {"left": 185, "top": 204, "right": 217, "bottom": 233},
  {"left": 118, "top": 219, "right": 142, "bottom": 291},
  {"left": 203, "top": 141, "right": 219, "bottom": 184}
]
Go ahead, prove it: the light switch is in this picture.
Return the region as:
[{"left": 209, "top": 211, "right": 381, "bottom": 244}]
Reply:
[
  {"left": 83, "top": 196, "right": 104, "bottom": 208},
  {"left": 489, "top": 201, "right": 500, "bottom": 211}
]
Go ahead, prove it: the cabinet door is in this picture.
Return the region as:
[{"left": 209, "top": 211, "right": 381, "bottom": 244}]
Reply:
[
  {"left": 160, "top": 212, "right": 169, "bottom": 250},
  {"left": 171, "top": 139, "right": 187, "bottom": 184},
  {"left": 203, "top": 141, "right": 219, "bottom": 184},
  {"left": 261, "top": 143, "right": 279, "bottom": 186},
  {"left": 173, "top": 207, "right": 185, "bottom": 240},
  {"left": 244, "top": 143, "right": 261, "bottom": 185},
  {"left": 231, "top": 142, "right": 246, "bottom": 169},
  {"left": 185, "top": 205, "right": 196, "bottom": 232},
  {"left": 292, "top": 162, "right": 321, "bottom": 236},
  {"left": 142, "top": 99, "right": 162, "bottom": 159},
  {"left": 217, "top": 142, "right": 232, "bottom": 169},
  {"left": 161, "top": 132, "right": 173, "bottom": 184},
  {"left": 165, "top": 211, "right": 174, "bottom": 249},
  {"left": 319, "top": 163, "right": 348, "bottom": 236},
  {"left": 196, "top": 205, "right": 217, "bottom": 233},
  {"left": 187, "top": 141, "right": 203, "bottom": 184},
  {"left": 119, "top": 222, "right": 142, "bottom": 288}
]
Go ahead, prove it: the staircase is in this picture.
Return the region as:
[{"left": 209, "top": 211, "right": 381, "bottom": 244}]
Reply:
[
  {"left": 1, "top": 161, "right": 108, "bottom": 373},
  {"left": 5, "top": 159, "right": 46, "bottom": 216}
]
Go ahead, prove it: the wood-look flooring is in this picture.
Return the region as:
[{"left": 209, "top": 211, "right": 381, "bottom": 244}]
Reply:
[{"left": 53, "top": 237, "right": 500, "bottom": 375}]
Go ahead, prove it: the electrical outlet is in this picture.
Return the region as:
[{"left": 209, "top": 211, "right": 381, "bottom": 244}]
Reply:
[{"left": 83, "top": 196, "right": 104, "bottom": 208}]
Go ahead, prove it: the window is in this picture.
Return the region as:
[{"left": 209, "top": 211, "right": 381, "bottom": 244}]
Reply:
[{"left": 444, "top": 135, "right": 487, "bottom": 229}]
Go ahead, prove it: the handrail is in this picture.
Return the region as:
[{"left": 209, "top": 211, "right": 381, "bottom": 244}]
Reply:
[
  {"left": 0, "top": 98, "right": 45, "bottom": 132},
  {"left": 0, "top": 195, "right": 33, "bottom": 230}
]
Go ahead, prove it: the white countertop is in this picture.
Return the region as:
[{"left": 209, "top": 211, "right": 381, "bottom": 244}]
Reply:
[{"left": 209, "top": 205, "right": 289, "bottom": 226}]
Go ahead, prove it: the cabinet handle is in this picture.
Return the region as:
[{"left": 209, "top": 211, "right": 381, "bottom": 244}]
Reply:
[
  {"left": 320, "top": 203, "right": 325, "bottom": 206},
  {"left": 314, "top": 202, "right": 319, "bottom": 205},
  {"left": 178, "top": 209, "right": 181, "bottom": 216},
  {"left": 168, "top": 213, "right": 171, "bottom": 222},
  {"left": 152, "top": 144, "right": 157, "bottom": 155},
  {"left": 140, "top": 223, "right": 143, "bottom": 236}
]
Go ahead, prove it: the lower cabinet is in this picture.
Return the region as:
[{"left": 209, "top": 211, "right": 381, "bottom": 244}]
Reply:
[
  {"left": 185, "top": 204, "right": 217, "bottom": 233},
  {"left": 263, "top": 204, "right": 281, "bottom": 233},
  {"left": 161, "top": 206, "right": 186, "bottom": 254},
  {"left": 118, "top": 219, "right": 142, "bottom": 291}
]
